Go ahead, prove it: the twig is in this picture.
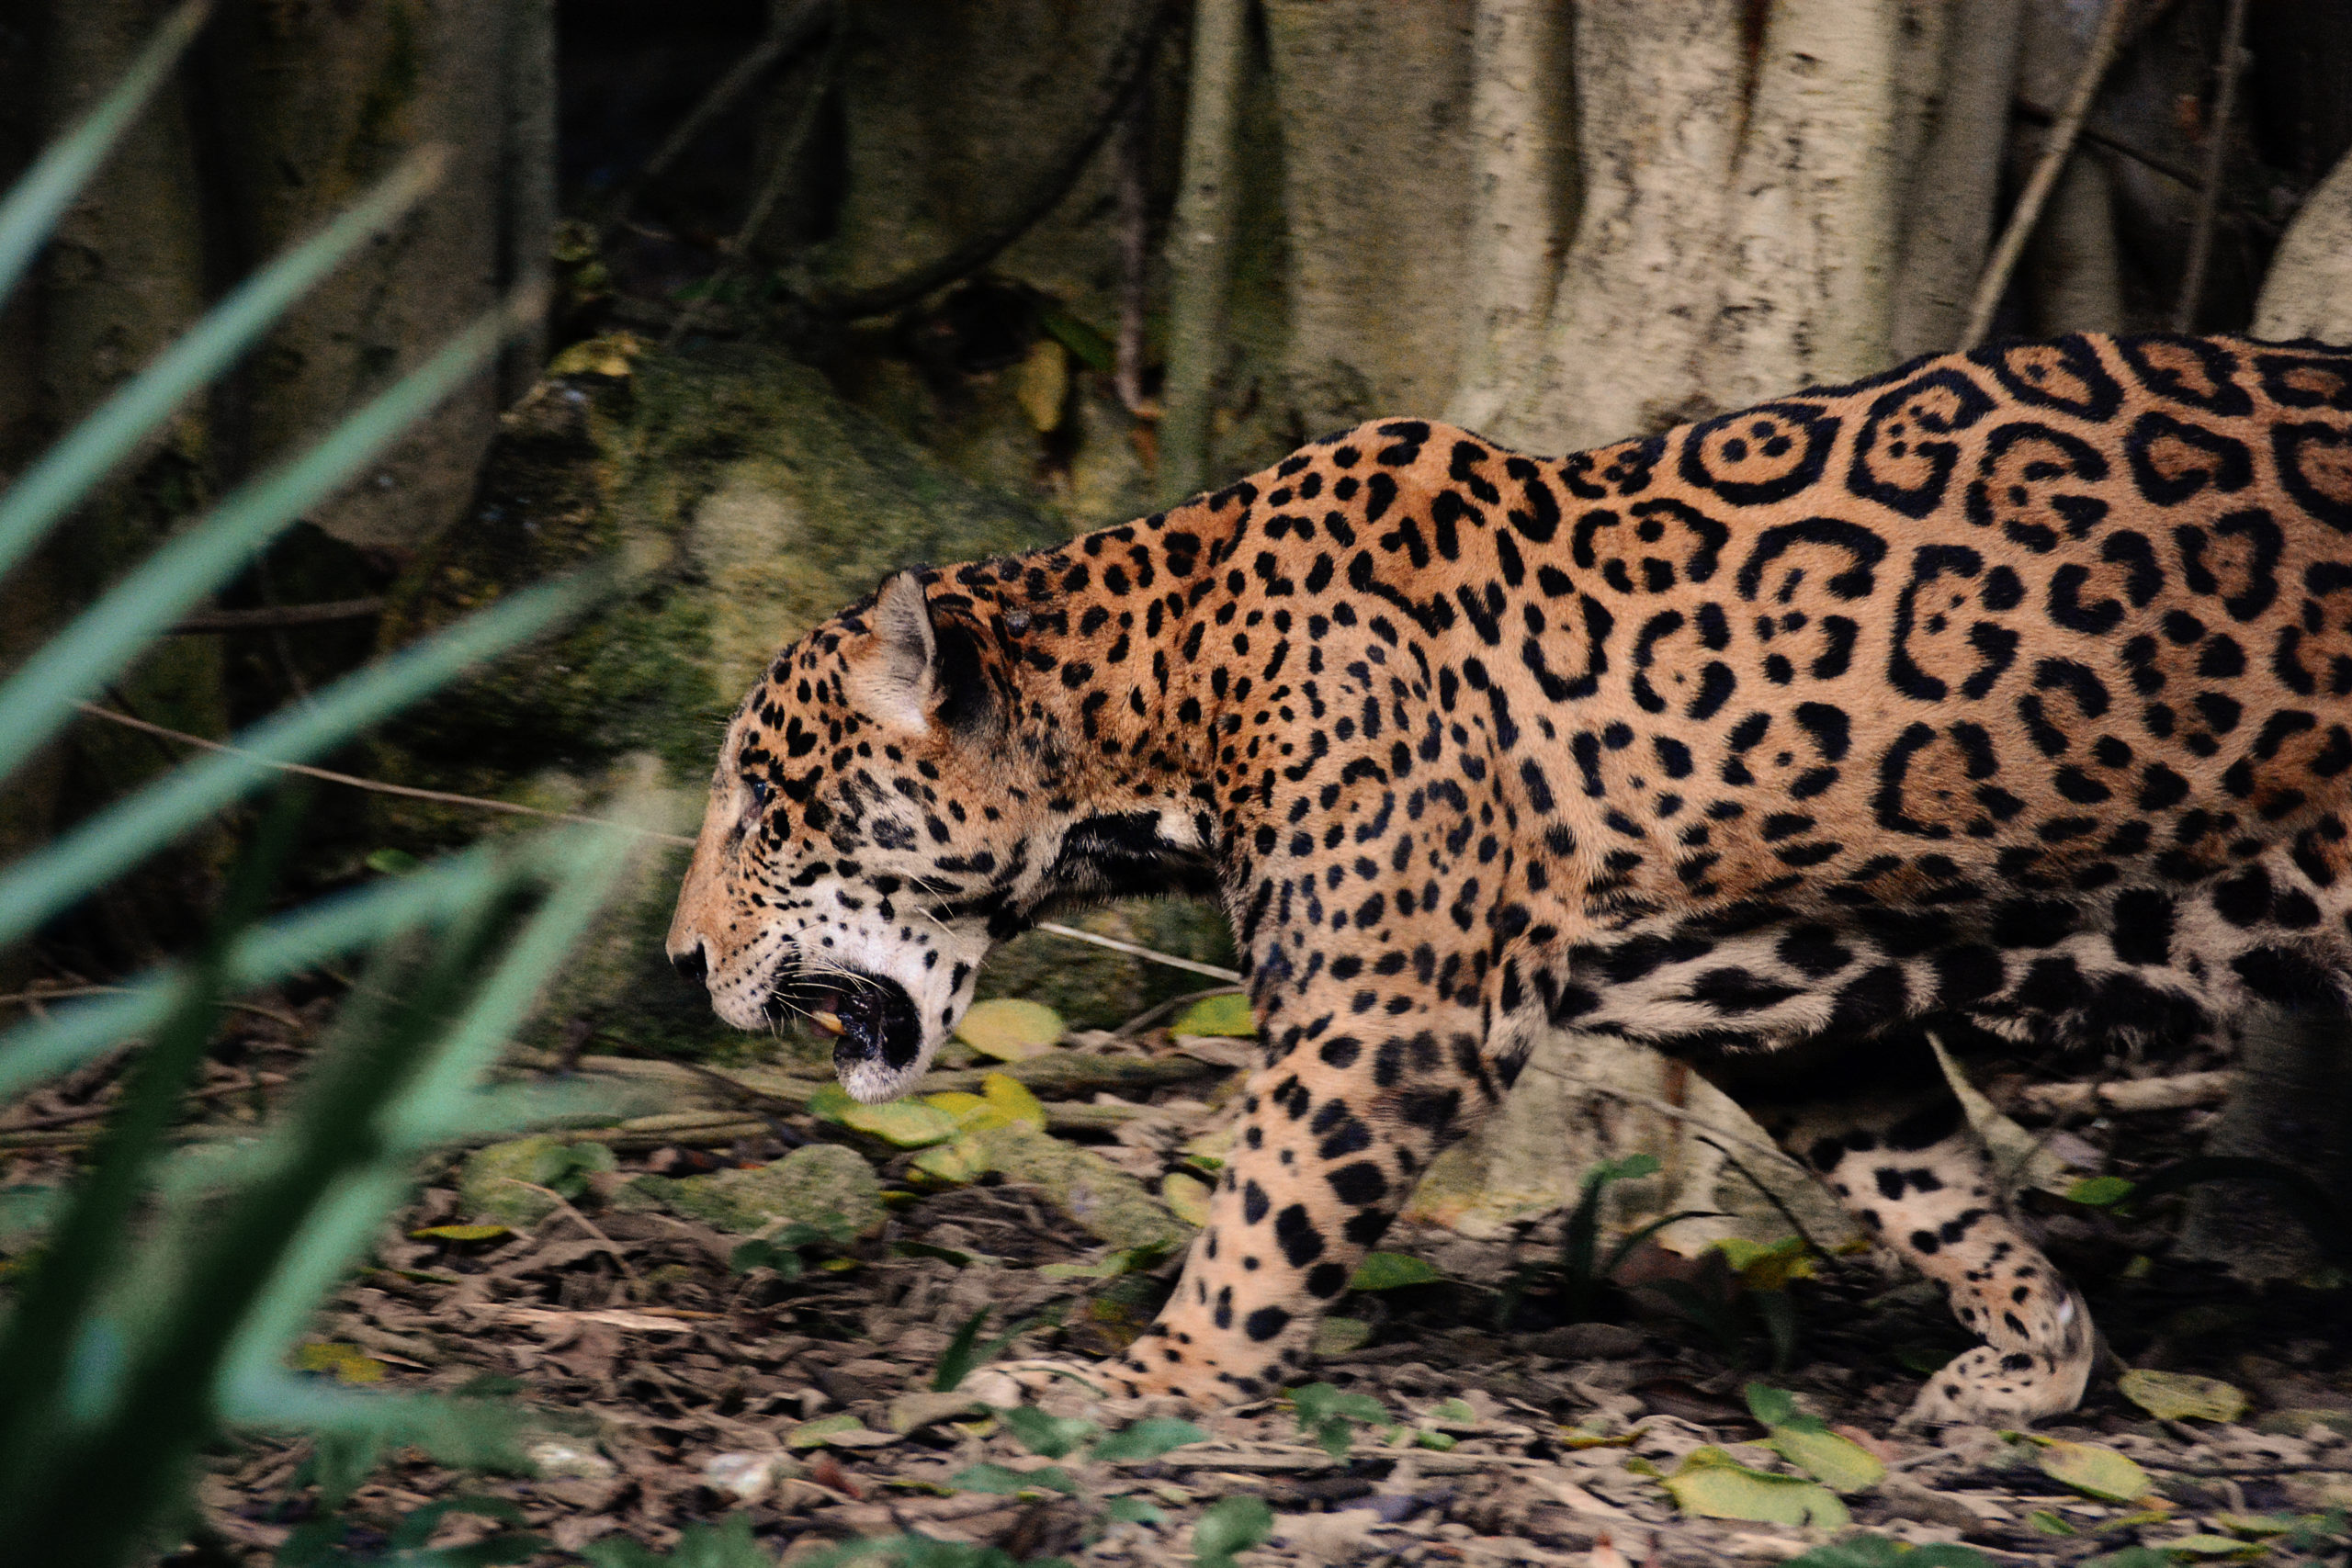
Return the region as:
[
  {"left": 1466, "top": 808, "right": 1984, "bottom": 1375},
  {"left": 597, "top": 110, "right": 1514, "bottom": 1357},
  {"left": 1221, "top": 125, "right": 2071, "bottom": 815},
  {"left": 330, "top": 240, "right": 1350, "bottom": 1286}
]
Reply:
[
  {"left": 0, "top": 1070, "right": 287, "bottom": 1133},
  {"left": 596, "top": 0, "right": 831, "bottom": 247},
  {"left": 167, "top": 598, "right": 386, "bottom": 634},
  {"left": 73, "top": 713, "right": 1237, "bottom": 986},
  {"left": 2171, "top": 0, "right": 2251, "bottom": 331},
  {"left": 1112, "top": 982, "right": 1243, "bottom": 1039},
  {"left": 810, "top": 0, "right": 1179, "bottom": 321},
  {"left": 74, "top": 702, "right": 690, "bottom": 843},
  {"left": 2012, "top": 1069, "right": 2234, "bottom": 1117},
  {"left": 505, "top": 1179, "right": 643, "bottom": 1283},
  {"left": 665, "top": 0, "right": 846, "bottom": 347},
  {"left": 1959, "top": 0, "right": 2132, "bottom": 351},
  {"left": 2013, "top": 96, "right": 2205, "bottom": 190},
  {"left": 1032, "top": 921, "right": 1239, "bottom": 982},
  {"left": 1114, "top": 84, "right": 1154, "bottom": 416}
]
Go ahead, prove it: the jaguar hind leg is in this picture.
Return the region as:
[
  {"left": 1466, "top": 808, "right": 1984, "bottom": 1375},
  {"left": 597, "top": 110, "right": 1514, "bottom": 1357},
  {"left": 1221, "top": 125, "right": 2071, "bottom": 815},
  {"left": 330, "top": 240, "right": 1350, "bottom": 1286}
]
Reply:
[{"left": 1721, "top": 1031, "right": 2095, "bottom": 1427}]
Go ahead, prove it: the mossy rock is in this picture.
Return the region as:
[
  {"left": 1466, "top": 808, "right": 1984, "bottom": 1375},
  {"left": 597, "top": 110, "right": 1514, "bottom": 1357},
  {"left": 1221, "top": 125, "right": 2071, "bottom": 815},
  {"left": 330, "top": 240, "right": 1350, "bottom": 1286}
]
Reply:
[
  {"left": 370, "top": 344, "right": 1067, "bottom": 1059},
  {"left": 966, "top": 1123, "right": 1193, "bottom": 1253},
  {"left": 621, "top": 1141, "right": 885, "bottom": 1237},
  {"left": 975, "top": 897, "right": 1235, "bottom": 1031},
  {"left": 458, "top": 1134, "right": 571, "bottom": 1227}
]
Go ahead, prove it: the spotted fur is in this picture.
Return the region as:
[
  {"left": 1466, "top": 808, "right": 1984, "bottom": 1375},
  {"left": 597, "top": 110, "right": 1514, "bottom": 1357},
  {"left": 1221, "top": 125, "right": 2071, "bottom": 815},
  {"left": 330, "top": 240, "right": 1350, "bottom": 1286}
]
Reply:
[{"left": 669, "top": 333, "right": 2352, "bottom": 1423}]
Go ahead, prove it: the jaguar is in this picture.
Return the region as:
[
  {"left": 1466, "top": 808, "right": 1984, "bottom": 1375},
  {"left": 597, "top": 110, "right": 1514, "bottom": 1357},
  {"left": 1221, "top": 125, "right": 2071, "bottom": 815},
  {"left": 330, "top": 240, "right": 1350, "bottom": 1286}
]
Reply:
[{"left": 667, "top": 333, "right": 2352, "bottom": 1424}]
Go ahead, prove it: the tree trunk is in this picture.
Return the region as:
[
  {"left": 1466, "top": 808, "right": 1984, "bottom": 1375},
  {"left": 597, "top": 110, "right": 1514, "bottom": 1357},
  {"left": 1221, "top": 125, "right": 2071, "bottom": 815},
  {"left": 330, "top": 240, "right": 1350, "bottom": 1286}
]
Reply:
[
  {"left": 1888, "top": 0, "right": 2024, "bottom": 358},
  {"left": 1259, "top": 0, "right": 1476, "bottom": 436},
  {"left": 2252, "top": 143, "right": 2352, "bottom": 344},
  {"left": 198, "top": 0, "right": 526, "bottom": 547},
  {"left": 1443, "top": 0, "right": 1577, "bottom": 435}
]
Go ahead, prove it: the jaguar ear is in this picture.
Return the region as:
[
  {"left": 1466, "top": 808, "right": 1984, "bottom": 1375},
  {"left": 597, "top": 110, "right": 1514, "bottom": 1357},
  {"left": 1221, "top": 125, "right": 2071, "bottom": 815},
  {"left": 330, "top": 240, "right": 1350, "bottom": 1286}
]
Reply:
[{"left": 855, "top": 570, "right": 939, "bottom": 730}]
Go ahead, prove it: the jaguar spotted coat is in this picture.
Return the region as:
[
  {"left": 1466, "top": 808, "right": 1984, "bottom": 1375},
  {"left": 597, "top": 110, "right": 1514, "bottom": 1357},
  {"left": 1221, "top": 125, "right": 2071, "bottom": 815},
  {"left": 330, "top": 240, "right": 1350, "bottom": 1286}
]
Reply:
[{"left": 668, "top": 333, "right": 2352, "bottom": 1424}]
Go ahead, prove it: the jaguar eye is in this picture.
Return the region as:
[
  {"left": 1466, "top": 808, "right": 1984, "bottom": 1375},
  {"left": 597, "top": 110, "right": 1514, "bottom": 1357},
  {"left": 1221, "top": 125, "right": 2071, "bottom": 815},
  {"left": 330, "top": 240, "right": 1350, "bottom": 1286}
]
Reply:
[{"left": 745, "top": 777, "right": 774, "bottom": 810}]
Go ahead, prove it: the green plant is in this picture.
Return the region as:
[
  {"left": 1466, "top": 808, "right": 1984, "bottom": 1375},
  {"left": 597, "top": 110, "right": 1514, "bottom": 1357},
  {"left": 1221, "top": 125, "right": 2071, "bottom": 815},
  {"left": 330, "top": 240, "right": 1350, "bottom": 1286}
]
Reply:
[
  {"left": 1496, "top": 1152, "right": 1715, "bottom": 1329},
  {"left": 932, "top": 1305, "right": 1037, "bottom": 1392},
  {"left": 0, "top": 10, "right": 616, "bottom": 1561},
  {"left": 728, "top": 1213, "right": 855, "bottom": 1280},
  {"left": 1288, "top": 1382, "right": 1388, "bottom": 1459}
]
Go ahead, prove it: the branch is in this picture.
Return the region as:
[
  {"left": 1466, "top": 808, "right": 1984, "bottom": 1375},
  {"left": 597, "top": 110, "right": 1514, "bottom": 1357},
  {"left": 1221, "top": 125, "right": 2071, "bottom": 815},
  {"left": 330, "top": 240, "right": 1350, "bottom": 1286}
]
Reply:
[
  {"left": 666, "top": 0, "right": 847, "bottom": 347},
  {"left": 811, "top": 0, "right": 1180, "bottom": 321},
  {"left": 1156, "top": 0, "right": 1250, "bottom": 500},
  {"left": 2012, "top": 1069, "right": 2235, "bottom": 1118},
  {"left": 594, "top": 0, "right": 831, "bottom": 245},
  {"left": 165, "top": 597, "right": 385, "bottom": 634},
  {"left": 1958, "top": 0, "right": 2132, "bottom": 351},
  {"left": 2171, "top": 0, "right": 2251, "bottom": 332}
]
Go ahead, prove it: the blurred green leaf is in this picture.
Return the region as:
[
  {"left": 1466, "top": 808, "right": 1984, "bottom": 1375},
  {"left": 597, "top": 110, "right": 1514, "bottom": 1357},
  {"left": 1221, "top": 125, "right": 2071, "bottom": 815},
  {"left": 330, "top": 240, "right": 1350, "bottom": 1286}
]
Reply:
[
  {"left": 1039, "top": 307, "right": 1114, "bottom": 372},
  {"left": 1090, "top": 1416, "right": 1208, "bottom": 1461},
  {"left": 949, "top": 1461, "right": 1079, "bottom": 1495},
  {"left": 1193, "top": 1495, "right": 1274, "bottom": 1568},
  {"left": 997, "top": 1404, "right": 1097, "bottom": 1459},
  {"left": 0, "top": 0, "right": 207, "bottom": 310},
  {"left": 1349, "top": 1251, "right": 1442, "bottom": 1291},
  {"left": 1170, "top": 993, "right": 1254, "bottom": 1037}
]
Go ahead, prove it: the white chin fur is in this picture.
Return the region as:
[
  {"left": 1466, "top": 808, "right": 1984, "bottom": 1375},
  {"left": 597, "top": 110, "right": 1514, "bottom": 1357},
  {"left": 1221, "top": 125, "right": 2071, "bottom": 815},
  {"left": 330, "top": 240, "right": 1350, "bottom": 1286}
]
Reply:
[{"left": 836, "top": 1051, "right": 936, "bottom": 1104}]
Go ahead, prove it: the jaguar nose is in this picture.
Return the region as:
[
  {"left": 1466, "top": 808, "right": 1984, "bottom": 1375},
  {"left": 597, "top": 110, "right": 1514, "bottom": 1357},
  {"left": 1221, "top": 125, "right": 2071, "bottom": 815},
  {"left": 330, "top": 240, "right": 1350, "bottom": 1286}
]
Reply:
[{"left": 670, "top": 941, "right": 709, "bottom": 986}]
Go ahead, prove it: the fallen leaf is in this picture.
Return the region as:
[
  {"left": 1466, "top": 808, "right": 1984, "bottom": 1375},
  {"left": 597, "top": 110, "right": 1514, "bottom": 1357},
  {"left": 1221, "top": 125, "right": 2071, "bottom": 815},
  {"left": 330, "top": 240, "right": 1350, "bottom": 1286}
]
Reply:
[
  {"left": 1349, "top": 1251, "right": 1442, "bottom": 1291},
  {"left": 910, "top": 1135, "right": 991, "bottom": 1184},
  {"left": 1170, "top": 993, "right": 1255, "bottom": 1037},
  {"left": 2118, "top": 1368, "right": 2248, "bottom": 1424},
  {"left": 956, "top": 998, "right": 1065, "bottom": 1059},
  {"left": 834, "top": 1098, "right": 961, "bottom": 1148},
  {"left": 786, "top": 1414, "right": 898, "bottom": 1450},
  {"left": 981, "top": 1071, "right": 1047, "bottom": 1130},
  {"left": 408, "top": 1223, "right": 513, "bottom": 1243},
  {"left": 2021, "top": 1436, "right": 2152, "bottom": 1503},
  {"left": 1014, "top": 338, "right": 1069, "bottom": 433},
  {"left": 1311, "top": 1316, "right": 1373, "bottom": 1357},
  {"left": 292, "top": 1341, "right": 387, "bottom": 1384},
  {"left": 1163, "top": 1171, "right": 1213, "bottom": 1226},
  {"left": 1657, "top": 1446, "right": 1849, "bottom": 1529},
  {"left": 548, "top": 332, "right": 644, "bottom": 378},
  {"left": 1770, "top": 1423, "right": 1885, "bottom": 1494}
]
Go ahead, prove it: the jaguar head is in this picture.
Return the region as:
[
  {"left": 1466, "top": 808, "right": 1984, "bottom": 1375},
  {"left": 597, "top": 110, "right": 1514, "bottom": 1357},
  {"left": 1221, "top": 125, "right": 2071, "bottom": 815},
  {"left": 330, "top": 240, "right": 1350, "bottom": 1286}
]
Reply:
[{"left": 665, "top": 570, "right": 1034, "bottom": 1101}]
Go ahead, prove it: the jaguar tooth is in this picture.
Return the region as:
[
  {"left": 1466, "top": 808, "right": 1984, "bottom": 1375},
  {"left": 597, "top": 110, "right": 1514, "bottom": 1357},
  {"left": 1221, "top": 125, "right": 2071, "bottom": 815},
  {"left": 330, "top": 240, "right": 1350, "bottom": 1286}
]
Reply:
[{"left": 810, "top": 1010, "right": 846, "bottom": 1037}]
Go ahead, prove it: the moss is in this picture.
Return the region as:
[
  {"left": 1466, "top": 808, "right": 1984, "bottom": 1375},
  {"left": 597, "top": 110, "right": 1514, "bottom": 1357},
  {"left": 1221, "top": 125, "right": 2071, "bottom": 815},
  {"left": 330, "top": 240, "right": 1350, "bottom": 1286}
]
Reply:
[
  {"left": 975, "top": 897, "right": 1236, "bottom": 1031},
  {"left": 621, "top": 1143, "right": 885, "bottom": 1237},
  {"left": 373, "top": 344, "right": 1065, "bottom": 1060}
]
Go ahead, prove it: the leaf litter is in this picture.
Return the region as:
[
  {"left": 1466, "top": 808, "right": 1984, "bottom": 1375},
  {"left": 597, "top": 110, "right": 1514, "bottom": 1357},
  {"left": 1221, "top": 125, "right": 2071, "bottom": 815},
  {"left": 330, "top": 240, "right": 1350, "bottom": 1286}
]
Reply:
[{"left": 5, "top": 998, "right": 2351, "bottom": 1563}]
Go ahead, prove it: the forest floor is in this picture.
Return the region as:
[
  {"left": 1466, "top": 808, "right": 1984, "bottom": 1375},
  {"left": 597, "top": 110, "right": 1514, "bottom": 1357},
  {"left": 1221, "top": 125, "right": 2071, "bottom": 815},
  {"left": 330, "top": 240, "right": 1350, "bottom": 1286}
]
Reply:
[{"left": 7, "top": 1008, "right": 2352, "bottom": 1567}]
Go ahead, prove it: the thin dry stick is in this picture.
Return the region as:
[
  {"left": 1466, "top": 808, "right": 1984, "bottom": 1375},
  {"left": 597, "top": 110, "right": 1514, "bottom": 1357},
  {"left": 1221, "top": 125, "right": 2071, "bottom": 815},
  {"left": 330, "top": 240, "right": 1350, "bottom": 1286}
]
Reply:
[
  {"left": 596, "top": 0, "right": 831, "bottom": 247},
  {"left": 812, "top": 0, "right": 1178, "bottom": 321},
  {"left": 74, "top": 702, "right": 693, "bottom": 843},
  {"left": 1959, "top": 0, "right": 2132, "bottom": 351},
  {"left": 505, "top": 1179, "right": 643, "bottom": 1283},
  {"left": 2171, "top": 0, "right": 2251, "bottom": 331},
  {"left": 74, "top": 703, "right": 1232, "bottom": 982},
  {"left": 168, "top": 598, "right": 386, "bottom": 635},
  {"left": 666, "top": 0, "right": 846, "bottom": 347}
]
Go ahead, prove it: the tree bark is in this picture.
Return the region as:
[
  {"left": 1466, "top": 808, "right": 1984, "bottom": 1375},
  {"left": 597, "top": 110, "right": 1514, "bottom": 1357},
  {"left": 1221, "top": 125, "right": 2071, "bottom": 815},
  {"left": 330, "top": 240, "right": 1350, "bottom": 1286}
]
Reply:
[
  {"left": 2253, "top": 143, "right": 2352, "bottom": 344},
  {"left": 1159, "top": 0, "right": 1250, "bottom": 501},
  {"left": 1260, "top": 0, "right": 1476, "bottom": 436},
  {"left": 199, "top": 0, "right": 517, "bottom": 548},
  {"left": 1889, "top": 0, "right": 2024, "bottom": 358},
  {"left": 1444, "top": 0, "right": 1577, "bottom": 435},
  {"left": 1700, "top": 0, "right": 1905, "bottom": 411}
]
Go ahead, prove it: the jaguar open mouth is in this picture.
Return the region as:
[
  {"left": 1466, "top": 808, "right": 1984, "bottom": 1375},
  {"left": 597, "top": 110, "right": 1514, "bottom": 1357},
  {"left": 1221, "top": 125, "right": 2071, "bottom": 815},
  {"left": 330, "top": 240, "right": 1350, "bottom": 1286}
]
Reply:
[{"left": 770, "top": 970, "right": 924, "bottom": 1078}]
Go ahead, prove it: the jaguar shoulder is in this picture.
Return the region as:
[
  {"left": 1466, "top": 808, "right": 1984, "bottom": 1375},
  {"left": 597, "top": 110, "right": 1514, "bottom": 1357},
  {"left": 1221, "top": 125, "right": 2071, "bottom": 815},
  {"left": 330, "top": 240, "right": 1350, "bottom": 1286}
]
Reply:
[{"left": 669, "top": 332, "right": 2352, "bottom": 1424}]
